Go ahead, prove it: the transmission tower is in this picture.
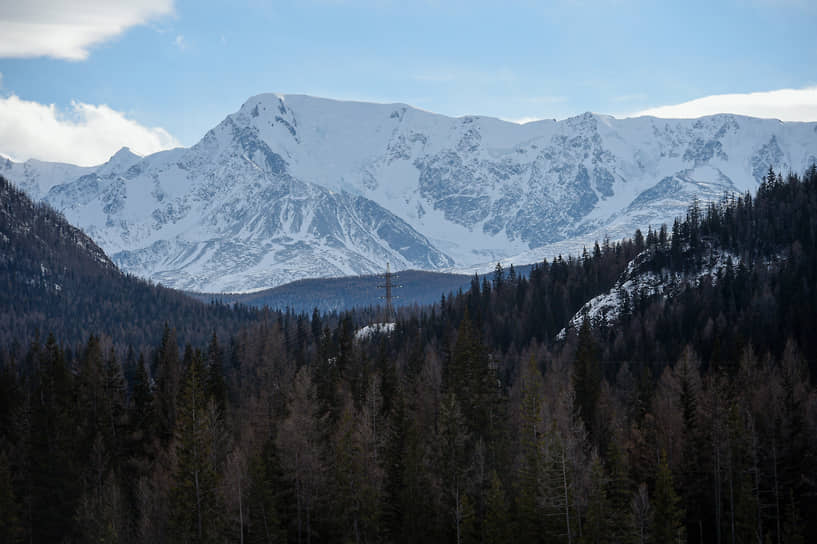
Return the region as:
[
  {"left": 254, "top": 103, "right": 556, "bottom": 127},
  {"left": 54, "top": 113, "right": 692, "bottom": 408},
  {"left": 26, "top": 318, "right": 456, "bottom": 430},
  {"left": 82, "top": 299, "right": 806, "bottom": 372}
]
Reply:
[{"left": 378, "top": 262, "right": 401, "bottom": 322}]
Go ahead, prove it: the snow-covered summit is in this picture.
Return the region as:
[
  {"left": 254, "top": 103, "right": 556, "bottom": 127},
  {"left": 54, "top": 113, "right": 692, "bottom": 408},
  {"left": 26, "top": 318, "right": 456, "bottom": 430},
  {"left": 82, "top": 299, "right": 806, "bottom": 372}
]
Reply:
[{"left": 102, "top": 146, "right": 141, "bottom": 171}]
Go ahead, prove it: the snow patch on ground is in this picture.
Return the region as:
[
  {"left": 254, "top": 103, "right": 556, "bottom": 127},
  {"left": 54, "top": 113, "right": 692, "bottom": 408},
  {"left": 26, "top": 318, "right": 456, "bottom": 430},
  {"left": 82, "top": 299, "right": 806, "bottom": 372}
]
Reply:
[{"left": 355, "top": 322, "right": 396, "bottom": 341}]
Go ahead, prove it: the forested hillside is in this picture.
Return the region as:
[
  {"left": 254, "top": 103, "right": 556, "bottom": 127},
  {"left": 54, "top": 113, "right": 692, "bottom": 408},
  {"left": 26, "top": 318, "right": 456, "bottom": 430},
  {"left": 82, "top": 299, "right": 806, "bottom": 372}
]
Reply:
[
  {"left": 193, "top": 268, "right": 475, "bottom": 315},
  {"left": 0, "top": 176, "right": 259, "bottom": 349},
  {"left": 1, "top": 166, "right": 816, "bottom": 543}
]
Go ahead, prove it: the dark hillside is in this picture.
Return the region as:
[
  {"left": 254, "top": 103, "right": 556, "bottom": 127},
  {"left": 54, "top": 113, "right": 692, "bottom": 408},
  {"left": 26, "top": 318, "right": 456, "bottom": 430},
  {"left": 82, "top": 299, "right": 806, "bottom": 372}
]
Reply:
[
  {"left": 192, "top": 269, "right": 474, "bottom": 314},
  {"left": 0, "top": 176, "right": 258, "bottom": 349}
]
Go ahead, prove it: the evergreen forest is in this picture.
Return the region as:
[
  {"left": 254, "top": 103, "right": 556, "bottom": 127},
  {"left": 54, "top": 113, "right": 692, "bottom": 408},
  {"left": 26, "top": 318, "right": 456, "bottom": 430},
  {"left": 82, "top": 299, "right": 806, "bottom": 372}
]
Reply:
[{"left": 1, "top": 165, "right": 817, "bottom": 543}]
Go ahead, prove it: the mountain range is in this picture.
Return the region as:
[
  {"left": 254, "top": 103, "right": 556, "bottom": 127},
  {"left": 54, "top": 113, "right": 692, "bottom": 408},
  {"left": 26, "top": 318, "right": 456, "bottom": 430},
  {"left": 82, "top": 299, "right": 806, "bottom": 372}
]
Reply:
[{"left": 2, "top": 94, "right": 816, "bottom": 292}]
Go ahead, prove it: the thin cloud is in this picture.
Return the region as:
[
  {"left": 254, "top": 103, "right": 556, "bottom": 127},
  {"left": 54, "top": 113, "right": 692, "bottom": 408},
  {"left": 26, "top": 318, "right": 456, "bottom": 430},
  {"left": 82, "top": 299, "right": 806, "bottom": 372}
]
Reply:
[
  {"left": 0, "top": 94, "right": 180, "bottom": 166},
  {"left": 174, "top": 34, "right": 186, "bottom": 50},
  {"left": 0, "top": 0, "right": 174, "bottom": 60},
  {"left": 629, "top": 86, "right": 817, "bottom": 122}
]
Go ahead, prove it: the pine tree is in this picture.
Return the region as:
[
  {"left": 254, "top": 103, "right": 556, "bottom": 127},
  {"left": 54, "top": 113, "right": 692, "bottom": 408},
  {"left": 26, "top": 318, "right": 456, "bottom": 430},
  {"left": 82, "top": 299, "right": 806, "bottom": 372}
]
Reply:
[
  {"left": 493, "top": 262, "right": 504, "bottom": 291},
  {"left": 634, "top": 229, "right": 645, "bottom": 252},
  {"left": 156, "top": 324, "right": 181, "bottom": 443},
  {"left": 311, "top": 307, "right": 322, "bottom": 340},
  {"left": 630, "top": 483, "right": 651, "bottom": 544},
  {"left": 103, "top": 346, "right": 127, "bottom": 464},
  {"left": 573, "top": 318, "right": 601, "bottom": 438},
  {"left": 0, "top": 451, "right": 22, "bottom": 543},
  {"left": 651, "top": 452, "right": 684, "bottom": 544},
  {"left": 131, "top": 352, "right": 156, "bottom": 443},
  {"left": 77, "top": 334, "right": 106, "bottom": 448},
  {"left": 437, "top": 392, "right": 473, "bottom": 544},
  {"left": 483, "top": 470, "right": 509, "bottom": 544},
  {"left": 246, "top": 437, "right": 286, "bottom": 544},
  {"left": 515, "top": 357, "right": 545, "bottom": 543},
  {"left": 582, "top": 454, "right": 610, "bottom": 544},
  {"left": 169, "top": 352, "right": 226, "bottom": 543},
  {"left": 458, "top": 492, "right": 478, "bottom": 544},
  {"left": 331, "top": 394, "right": 368, "bottom": 542},
  {"left": 781, "top": 491, "right": 805, "bottom": 544},
  {"left": 538, "top": 427, "right": 577, "bottom": 544},
  {"left": 448, "top": 310, "right": 499, "bottom": 450},
  {"left": 677, "top": 346, "right": 705, "bottom": 542},
  {"left": 28, "top": 333, "right": 79, "bottom": 543},
  {"left": 277, "top": 366, "right": 324, "bottom": 544},
  {"left": 381, "top": 384, "right": 407, "bottom": 543},
  {"left": 206, "top": 331, "right": 227, "bottom": 412},
  {"left": 123, "top": 353, "right": 157, "bottom": 537},
  {"left": 604, "top": 439, "right": 632, "bottom": 543}
]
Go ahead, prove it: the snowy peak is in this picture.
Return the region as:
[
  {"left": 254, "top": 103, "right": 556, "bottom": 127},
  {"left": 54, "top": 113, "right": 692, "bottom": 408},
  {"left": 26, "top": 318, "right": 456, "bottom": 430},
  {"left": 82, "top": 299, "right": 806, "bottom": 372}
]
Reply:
[{"left": 106, "top": 146, "right": 141, "bottom": 167}]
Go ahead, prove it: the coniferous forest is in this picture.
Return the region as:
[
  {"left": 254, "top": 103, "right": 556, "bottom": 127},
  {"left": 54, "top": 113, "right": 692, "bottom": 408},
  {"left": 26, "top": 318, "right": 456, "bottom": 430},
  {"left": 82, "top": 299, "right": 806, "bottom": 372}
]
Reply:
[{"left": 1, "top": 165, "right": 817, "bottom": 543}]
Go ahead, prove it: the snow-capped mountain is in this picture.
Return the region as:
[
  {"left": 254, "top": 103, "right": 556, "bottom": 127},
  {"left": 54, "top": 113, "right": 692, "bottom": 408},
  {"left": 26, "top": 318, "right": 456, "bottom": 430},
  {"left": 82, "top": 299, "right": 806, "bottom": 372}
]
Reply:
[{"left": 3, "top": 94, "right": 816, "bottom": 292}]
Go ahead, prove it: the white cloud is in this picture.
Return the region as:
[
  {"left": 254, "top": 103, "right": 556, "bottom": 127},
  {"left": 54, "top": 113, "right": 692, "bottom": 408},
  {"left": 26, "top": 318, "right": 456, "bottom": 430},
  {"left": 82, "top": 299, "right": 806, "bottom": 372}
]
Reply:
[
  {"left": 0, "top": 0, "right": 174, "bottom": 60},
  {"left": 0, "top": 94, "right": 180, "bottom": 166},
  {"left": 174, "top": 34, "right": 186, "bottom": 50},
  {"left": 630, "top": 86, "right": 817, "bottom": 122}
]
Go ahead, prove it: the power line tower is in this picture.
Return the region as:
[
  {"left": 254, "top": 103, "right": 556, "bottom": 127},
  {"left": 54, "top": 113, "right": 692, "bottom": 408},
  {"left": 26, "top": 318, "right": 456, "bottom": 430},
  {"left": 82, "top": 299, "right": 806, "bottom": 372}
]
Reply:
[{"left": 378, "top": 262, "right": 401, "bottom": 322}]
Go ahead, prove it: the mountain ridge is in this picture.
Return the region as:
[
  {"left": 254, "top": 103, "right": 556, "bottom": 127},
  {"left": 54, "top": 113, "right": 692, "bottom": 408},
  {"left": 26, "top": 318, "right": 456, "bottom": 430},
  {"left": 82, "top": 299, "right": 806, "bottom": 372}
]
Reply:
[{"left": 3, "top": 94, "right": 816, "bottom": 292}]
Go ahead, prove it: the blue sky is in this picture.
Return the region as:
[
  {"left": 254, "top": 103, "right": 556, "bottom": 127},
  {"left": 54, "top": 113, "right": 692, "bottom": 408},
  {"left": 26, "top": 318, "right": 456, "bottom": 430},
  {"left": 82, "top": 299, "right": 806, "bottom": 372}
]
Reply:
[{"left": 1, "top": 0, "right": 816, "bottom": 164}]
